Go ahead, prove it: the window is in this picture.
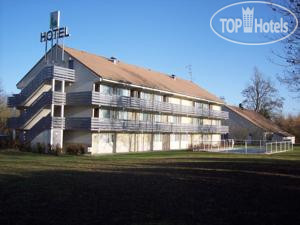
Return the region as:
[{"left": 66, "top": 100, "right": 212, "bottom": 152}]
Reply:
[
  {"left": 116, "top": 88, "right": 129, "bottom": 96},
  {"left": 94, "top": 108, "right": 99, "bottom": 118},
  {"left": 163, "top": 95, "right": 168, "bottom": 102},
  {"left": 154, "top": 95, "right": 162, "bottom": 102},
  {"left": 203, "top": 103, "right": 209, "bottom": 110},
  {"left": 130, "top": 90, "right": 135, "bottom": 97},
  {"left": 141, "top": 92, "right": 152, "bottom": 100},
  {"left": 212, "top": 120, "right": 221, "bottom": 126},
  {"left": 195, "top": 102, "right": 202, "bottom": 109},
  {"left": 68, "top": 59, "right": 74, "bottom": 69},
  {"left": 174, "top": 116, "right": 181, "bottom": 124},
  {"left": 117, "top": 111, "right": 128, "bottom": 120},
  {"left": 100, "top": 84, "right": 112, "bottom": 95},
  {"left": 53, "top": 105, "right": 62, "bottom": 117},
  {"left": 54, "top": 80, "right": 62, "bottom": 92},
  {"left": 139, "top": 113, "right": 150, "bottom": 122},
  {"left": 94, "top": 83, "right": 100, "bottom": 92},
  {"left": 100, "top": 109, "right": 111, "bottom": 119},
  {"left": 154, "top": 114, "right": 161, "bottom": 122},
  {"left": 175, "top": 134, "right": 180, "bottom": 142}
]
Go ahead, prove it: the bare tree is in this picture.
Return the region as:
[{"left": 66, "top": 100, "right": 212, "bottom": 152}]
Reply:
[
  {"left": 270, "top": 0, "right": 300, "bottom": 97},
  {"left": 242, "top": 67, "right": 284, "bottom": 119},
  {"left": 0, "top": 81, "right": 12, "bottom": 133}
]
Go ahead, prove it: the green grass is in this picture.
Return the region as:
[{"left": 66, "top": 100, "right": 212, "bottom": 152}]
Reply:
[{"left": 1, "top": 148, "right": 300, "bottom": 225}]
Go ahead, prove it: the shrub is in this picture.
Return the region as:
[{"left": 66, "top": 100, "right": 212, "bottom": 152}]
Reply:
[
  {"left": 65, "top": 144, "right": 86, "bottom": 155},
  {"left": 35, "top": 142, "right": 46, "bottom": 153}
]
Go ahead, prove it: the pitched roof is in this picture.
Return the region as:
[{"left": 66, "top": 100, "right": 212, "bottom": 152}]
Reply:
[
  {"left": 226, "top": 105, "right": 293, "bottom": 137},
  {"left": 61, "top": 46, "right": 223, "bottom": 104}
]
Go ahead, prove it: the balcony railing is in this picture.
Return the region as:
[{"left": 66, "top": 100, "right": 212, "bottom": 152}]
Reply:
[
  {"left": 8, "top": 65, "right": 74, "bottom": 108},
  {"left": 65, "top": 118, "right": 229, "bottom": 134},
  {"left": 24, "top": 116, "right": 65, "bottom": 142},
  {"left": 67, "top": 92, "right": 229, "bottom": 119}
]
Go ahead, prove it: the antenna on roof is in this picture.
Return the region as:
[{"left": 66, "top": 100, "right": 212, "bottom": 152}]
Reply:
[{"left": 185, "top": 65, "right": 193, "bottom": 82}]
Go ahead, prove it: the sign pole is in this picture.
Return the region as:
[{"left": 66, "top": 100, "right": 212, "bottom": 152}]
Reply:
[
  {"left": 45, "top": 39, "right": 48, "bottom": 64},
  {"left": 62, "top": 37, "right": 64, "bottom": 61}
]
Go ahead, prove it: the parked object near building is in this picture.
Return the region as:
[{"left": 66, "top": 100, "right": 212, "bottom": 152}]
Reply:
[
  {"left": 7, "top": 45, "right": 229, "bottom": 154},
  {"left": 223, "top": 105, "right": 295, "bottom": 144}
]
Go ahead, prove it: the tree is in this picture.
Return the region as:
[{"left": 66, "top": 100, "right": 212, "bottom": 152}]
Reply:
[
  {"left": 0, "top": 81, "right": 12, "bottom": 133},
  {"left": 274, "top": 113, "right": 300, "bottom": 143},
  {"left": 270, "top": 0, "right": 300, "bottom": 97},
  {"left": 241, "top": 67, "right": 284, "bottom": 119}
]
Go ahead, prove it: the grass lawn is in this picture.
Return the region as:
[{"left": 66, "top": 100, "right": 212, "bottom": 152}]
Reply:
[{"left": 1, "top": 148, "right": 300, "bottom": 225}]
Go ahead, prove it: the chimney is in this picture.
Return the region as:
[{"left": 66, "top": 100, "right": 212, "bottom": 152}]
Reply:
[
  {"left": 109, "top": 57, "right": 117, "bottom": 65},
  {"left": 239, "top": 103, "right": 244, "bottom": 110},
  {"left": 170, "top": 74, "right": 176, "bottom": 80}
]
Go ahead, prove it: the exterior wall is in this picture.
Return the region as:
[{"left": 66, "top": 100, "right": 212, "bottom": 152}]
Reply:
[
  {"left": 212, "top": 134, "right": 221, "bottom": 146},
  {"left": 180, "top": 134, "right": 191, "bottom": 149},
  {"left": 31, "top": 129, "right": 51, "bottom": 147},
  {"left": 223, "top": 106, "right": 266, "bottom": 140},
  {"left": 116, "top": 133, "right": 132, "bottom": 153},
  {"left": 65, "top": 106, "right": 92, "bottom": 117},
  {"left": 91, "top": 133, "right": 114, "bottom": 154},
  {"left": 170, "top": 134, "right": 180, "bottom": 150},
  {"left": 64, "top": 52, "right": 99, "bottom": 93},
  {"left": 64, "top": 131, "right": 92, "bottom": 146},
  {"left": 153, "top": 134, "right": 163, "bottom": 151},
  {"left": 136, "top": 133, "right": 152, "bottom": 152},
  {"left": 192, "top": 134, "right": 202, "bottom": 145}
]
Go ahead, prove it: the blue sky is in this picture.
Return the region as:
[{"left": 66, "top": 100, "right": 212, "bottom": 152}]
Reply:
[{"left": 0, "top": 0, "right": 299, "bottom": 114}]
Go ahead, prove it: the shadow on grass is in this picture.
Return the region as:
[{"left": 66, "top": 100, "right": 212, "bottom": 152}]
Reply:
[{"left": 1, "top": 158, "right": 300, "bottom": 225}]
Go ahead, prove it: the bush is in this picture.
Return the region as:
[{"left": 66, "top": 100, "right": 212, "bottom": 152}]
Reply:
[
  {"left": 35, "top": 142, "right": 46, "bottom": 153},
  {"left": 18, "top": 142, "right": 31, "bottom": 152},
  {"left": 48, "top": 144, "right": 64, "bottom": 156},
  {"left": 65, "top": 144, "right": 86, "bottom": 155}
]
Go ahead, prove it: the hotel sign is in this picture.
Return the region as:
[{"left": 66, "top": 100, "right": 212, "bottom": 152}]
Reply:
[
  {"left": 40, "top": 10, "right": 70, "bottom": 42},
  {"left": 40, "top": 27, "right": 69, "bottom": 42}
]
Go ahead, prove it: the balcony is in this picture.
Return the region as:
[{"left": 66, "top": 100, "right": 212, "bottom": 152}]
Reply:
[
  {"left": 66, "top": 92, "right": 229, "bottom": 119},
  {"left": 8, "top": 65, "right": 75, "bottom": 108},
  {"left": 65, "top": 118, "right": 229, "bottom": 134}
]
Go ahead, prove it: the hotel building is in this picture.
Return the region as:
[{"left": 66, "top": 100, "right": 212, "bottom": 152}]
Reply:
[{"left": 7, "top": 45, "right": 229, "bottom": 154}]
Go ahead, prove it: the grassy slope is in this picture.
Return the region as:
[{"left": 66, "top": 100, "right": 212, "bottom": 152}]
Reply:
[{"left": 0, "top": 148, "right": 300, "bottom": 225}]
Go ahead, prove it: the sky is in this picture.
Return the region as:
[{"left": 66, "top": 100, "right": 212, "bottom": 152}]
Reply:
[{"left": 0, "top": 0, "right": 299, "bottom": 115}]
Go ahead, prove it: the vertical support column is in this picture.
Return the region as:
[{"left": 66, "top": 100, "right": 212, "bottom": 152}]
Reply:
[
  {"left": 150, "top": 133, "right": 154, "bottom": 151},
  {"left": 12, "top": 107, "right": 17, "bottom": 141},
  {"left": 113, "top": 132, "right": 117, "bottom": 153}
]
